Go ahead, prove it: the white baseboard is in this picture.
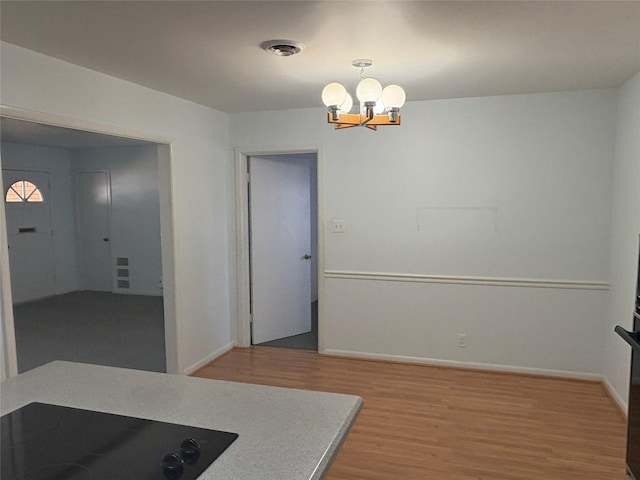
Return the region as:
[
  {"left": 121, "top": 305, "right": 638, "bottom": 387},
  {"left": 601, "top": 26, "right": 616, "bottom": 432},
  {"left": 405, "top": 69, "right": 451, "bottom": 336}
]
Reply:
[
  {"left": 14, "top": 288, "right": 77, "bottom": 305},
  {"left": 112, "top": 288, "right": 163, "bottom": 296},
  {"left": 56, "top": 288, "right": 78, "bottom": 296},
  {"left": 322, "top": 348, "right": 603, "bottom": 382},
  {"left": 183, "top": 342, "right": 234, "bottom": 375},
  {"left": 602, "top": 376, "right": 628, "bottom": 414}
]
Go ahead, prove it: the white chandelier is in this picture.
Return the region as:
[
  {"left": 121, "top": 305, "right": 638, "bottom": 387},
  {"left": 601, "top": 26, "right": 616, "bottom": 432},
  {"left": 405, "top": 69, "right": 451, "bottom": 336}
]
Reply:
[{"left": 321, "top": 59, "right": 406, "bottom": 131}]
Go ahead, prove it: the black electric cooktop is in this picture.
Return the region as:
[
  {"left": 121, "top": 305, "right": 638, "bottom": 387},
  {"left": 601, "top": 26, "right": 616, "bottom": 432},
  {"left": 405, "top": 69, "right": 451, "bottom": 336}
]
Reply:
[{"left": 1, "top": 402, "right": 238, "bottom": 480}]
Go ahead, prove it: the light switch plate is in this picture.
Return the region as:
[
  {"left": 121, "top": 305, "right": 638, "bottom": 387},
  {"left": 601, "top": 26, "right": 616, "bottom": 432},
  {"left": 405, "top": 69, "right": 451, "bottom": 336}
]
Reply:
[{"left": 332, "top": 219, "right": 346, "bottom": 233}]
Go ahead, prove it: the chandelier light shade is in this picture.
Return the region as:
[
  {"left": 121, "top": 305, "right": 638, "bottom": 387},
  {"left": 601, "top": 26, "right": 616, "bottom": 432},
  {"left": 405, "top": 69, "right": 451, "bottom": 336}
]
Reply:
[
  {"left": 339, "top": 93, "right": 353, "bottom": 114},
  {"left": 381, "top": 85, "right": 406, "bottom": 108},
  {"left": 321, "top": 83, "right": 347, "bottom": 111},
  {"left": 355, "top": 78, "right": 383, "bottom": 104},
  {"left": 322, "top": 59, "right": 406, "bottom": 131}
]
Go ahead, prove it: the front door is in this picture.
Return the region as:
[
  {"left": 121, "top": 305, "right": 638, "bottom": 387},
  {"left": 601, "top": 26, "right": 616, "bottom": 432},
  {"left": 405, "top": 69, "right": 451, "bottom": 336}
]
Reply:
[
  {"left": 3, "top": 169, "right": 56, "bottom": 303},
  {"left": 249, "top": 155, "right": 311, "bottom": 344},
  {"left": 76, "top": 171, "right": 112, "bottom": 291}
]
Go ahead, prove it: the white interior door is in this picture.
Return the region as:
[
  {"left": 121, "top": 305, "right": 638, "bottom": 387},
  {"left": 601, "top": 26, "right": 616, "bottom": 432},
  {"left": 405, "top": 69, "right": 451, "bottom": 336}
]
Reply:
[
  {"left": 3, "top": 170, "right": 56, "bottom": 303},
  {"left": 76, "top": 171, "right": 112, "bottom": 291},
  {"left": 249, "top": 156, "right": 311, "bottom": 344}
]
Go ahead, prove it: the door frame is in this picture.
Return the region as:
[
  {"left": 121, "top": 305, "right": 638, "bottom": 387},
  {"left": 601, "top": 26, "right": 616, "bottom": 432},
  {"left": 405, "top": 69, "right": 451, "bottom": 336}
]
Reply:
[
  {"left": 0, "top": 105, "right": 178, "bottom": 377},
  {"left": 234, "top": 146, "right": 325, "bottom": 351}
]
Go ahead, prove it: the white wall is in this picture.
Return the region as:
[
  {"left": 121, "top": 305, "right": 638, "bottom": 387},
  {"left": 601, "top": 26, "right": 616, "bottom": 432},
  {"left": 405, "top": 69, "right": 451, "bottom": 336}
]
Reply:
[
  {"left": 231, "top": 89, "right": 617, "bottom": 377},
  {"left": 0, "top": 40, "right": 630, "bottom": 383},
  {"left": 603, "top": 72, "right": 640, "bottom": 410},
  {"left": 73, "top": 145, "right": 163, "bottom": 296},
  {"left": 1, "top": 42, "right": 233, "bottom": 374},
  {"left": 1, "top": 142, "right": 79, "bottom": 295}
]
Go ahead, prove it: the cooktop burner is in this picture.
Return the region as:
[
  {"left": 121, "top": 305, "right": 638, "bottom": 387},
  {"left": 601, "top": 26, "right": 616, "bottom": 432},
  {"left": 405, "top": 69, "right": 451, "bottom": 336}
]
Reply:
[{"left": 1, "top": 402, "right": 238, "bottom": 480}]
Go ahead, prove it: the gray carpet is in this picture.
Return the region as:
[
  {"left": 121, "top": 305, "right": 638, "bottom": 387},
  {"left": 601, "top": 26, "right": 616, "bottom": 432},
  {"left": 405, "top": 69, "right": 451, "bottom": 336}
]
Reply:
[
  {"left": 13, "top": 291, "right": 166, "bottom": 373},
  {"left": 258, "top": 301, "right": 318, "bottom": 351}
]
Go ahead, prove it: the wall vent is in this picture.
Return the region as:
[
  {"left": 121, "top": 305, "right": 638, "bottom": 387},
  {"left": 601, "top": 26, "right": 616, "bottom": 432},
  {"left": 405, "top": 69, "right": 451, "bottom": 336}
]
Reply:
[
  {"left": 116, "top": 257, "right": 130, "bottom": 288},
  {"left": 260, "top": 39, "right": 305, "bottom": 57}
]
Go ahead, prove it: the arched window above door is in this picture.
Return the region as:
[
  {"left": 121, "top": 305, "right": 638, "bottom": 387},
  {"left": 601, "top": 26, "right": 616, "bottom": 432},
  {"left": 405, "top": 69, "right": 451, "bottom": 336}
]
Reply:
[{"left": 5, "top": 180, "right": 44, "bottom": 203}]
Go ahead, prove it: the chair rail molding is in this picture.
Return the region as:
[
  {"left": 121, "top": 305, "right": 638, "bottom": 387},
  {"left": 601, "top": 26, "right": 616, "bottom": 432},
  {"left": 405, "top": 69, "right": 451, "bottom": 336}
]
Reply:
[{"left": 324, "top": 270, "right": 609, "bottom": 290}]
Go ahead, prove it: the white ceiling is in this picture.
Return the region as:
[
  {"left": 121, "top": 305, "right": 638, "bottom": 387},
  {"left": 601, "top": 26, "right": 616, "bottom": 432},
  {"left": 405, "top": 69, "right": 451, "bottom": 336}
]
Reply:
[{"left": 1, "top": 1, "right": 639, "bottom": 114}]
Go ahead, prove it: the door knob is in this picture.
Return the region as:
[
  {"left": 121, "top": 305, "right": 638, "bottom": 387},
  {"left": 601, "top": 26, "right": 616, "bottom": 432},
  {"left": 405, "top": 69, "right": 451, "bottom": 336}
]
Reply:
[
  {"left": 304, "top": 254, "right": 312, "bottom": 259},
  {"left": 103, "top": 237, "right": 109, "bottom": 242}
]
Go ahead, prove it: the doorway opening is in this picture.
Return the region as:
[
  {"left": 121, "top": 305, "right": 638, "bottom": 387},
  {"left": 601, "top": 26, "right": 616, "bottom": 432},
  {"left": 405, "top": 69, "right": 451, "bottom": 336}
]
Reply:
[
  {"left": 0, "top": 114, "right": 177, "bottom": 376},
  {"left": 235, "top": 147, "right": 323, "bottom": 353},
  {"left": 248, "top": 154, "right": 318, "bottom": 351}
]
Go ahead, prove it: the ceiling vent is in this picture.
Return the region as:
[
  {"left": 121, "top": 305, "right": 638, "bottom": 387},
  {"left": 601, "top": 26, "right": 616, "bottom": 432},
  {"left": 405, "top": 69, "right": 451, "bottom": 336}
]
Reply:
[{"left": 261, "top": 40, "right": 305, "bottom": 57}]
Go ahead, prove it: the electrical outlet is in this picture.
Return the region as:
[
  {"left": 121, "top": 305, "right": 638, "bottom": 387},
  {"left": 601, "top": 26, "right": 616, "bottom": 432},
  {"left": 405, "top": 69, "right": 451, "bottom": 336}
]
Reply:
[
  {"left": 332, "top": 219, "right": 346, "bottom": 233},
  {"left": 158, "top": 277, "right": 163, "bottom": 289},
  {"left": 457, "top": 333, "right": 467, "bottom": 348}
]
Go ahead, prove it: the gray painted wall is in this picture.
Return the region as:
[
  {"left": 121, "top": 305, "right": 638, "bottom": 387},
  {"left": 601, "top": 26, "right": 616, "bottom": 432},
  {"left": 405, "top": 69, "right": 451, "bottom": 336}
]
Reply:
[
  {"left": 73, "top": 145, "right": 162, "bottom": 295},
  {"left": 1, "top": 142, "right": 164, "bottom": 298},
  {"left": 1, "top": 142, "right": 79, "bottom": 295}
]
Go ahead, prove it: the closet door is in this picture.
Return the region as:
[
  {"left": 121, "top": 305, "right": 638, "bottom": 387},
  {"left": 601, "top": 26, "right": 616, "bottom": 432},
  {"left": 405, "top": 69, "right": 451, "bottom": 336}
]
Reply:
[{"left": 76, "top": 171, "right": 112, "bottom": 291}]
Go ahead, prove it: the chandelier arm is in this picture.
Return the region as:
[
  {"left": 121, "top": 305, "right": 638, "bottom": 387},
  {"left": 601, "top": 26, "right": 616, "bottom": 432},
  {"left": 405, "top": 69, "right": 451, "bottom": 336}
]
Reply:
[
  {"left": 365, "top": 115, "right": 403, "bottom": 126},
  {"left": 327, "top": 112, "right": 359, "bottom": 129},
  {"left": 326, "top": 112, "right": 401, "bottom": 129},
  {"left": 360, "top": 103, "right": 375, "bottom": 125}
]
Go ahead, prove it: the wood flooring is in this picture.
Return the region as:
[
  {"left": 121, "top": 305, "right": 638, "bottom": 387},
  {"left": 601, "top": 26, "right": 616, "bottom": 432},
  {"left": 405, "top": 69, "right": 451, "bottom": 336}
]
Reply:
[{"left": 193, "top": 347, "right": 627, "bottom": 480}]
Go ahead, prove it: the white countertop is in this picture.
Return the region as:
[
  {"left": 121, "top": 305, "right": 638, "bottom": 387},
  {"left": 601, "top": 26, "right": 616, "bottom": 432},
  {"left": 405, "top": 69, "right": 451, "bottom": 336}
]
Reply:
[{"left": 1, "top": 361, "right": 362, "bottom": 479}]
